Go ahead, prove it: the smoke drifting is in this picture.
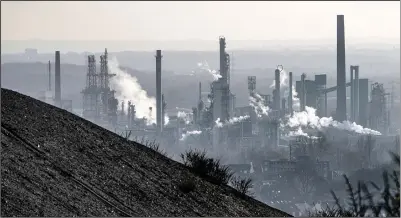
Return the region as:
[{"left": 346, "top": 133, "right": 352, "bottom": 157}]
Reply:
[
  {"left": 180, "top": 130, "right": 202, "bottom": 141},
  {"left": 177, "top": 111, "right": 191, "bottom": 124},
  {"left": 164, "top": 115, "right": 170, "bottom": 126},
  {"left": 197, "top": 61, "right": 222, "bottom": 81},
  {"left": 287, "top": 106, "right": 381, "bottom": 135},
  {"left": 108, "top": 57, "right": 156, "bottom": 125},
  {"left": 249, "top": 93, "right": 270, "bottom": 117},
  {"left": 214, "top": 115, "right": 250, "bottom": 128},
  {"left": 270, "top": 69, "right": 300, "bottom": 111}
]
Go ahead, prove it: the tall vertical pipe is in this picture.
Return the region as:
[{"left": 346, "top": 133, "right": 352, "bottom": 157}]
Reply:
[
  {"left": 301, "top": 73, "right": 306, "bottom": 111},
  {"left": 336, "top": 15, "right": 347, "bottom": 121},
  {"left": 354, "top": 66, "right": 360, "bottom": 123},
  {"left": 48, "top": 60, "right": 51, "bottom": 91},
  {"left": 288, "top": 72, "right": 293, "bottom": 115},
  {"left": 156, "top": 50, "right": 162, "bottom": 133},
  {"left": 274, "top": 69, "right": 281, "bottom": 111},
  {"left": 199, "top": 82, "right": 202, "bottom": 102},
  {"left": 350, "top": 66, "right": 354, "bottom": 121},
  {"left": 219, "top": 37, "right": 227, "bottom": 83},
  {"left": 55, "top": 51, "right": 61, "bottom": 106}
]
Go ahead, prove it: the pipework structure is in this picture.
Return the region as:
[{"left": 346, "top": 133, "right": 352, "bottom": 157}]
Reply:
[
  {"left": 369, "top": 82, "right": 390, "bottom": 134},
  {"left": 81, "top": 49, "right": 118, "bottom": 125},
  {"left": 156, "top": 50, "right": 163, "bottom": 134},
  {"left": 336, "top": 15, "right": 347, "bottom": 121}
]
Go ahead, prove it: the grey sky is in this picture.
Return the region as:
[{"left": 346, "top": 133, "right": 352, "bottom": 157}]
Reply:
[{"left": 1, "top": 1, "right": 400, "bottom": 42}]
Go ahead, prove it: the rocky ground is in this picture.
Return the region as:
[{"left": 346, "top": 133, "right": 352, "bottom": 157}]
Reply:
[{"left": 1, "top": 88, "right": 290, "bottom": 217}]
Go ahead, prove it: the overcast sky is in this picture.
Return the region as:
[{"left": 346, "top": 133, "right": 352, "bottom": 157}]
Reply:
[{"left": 1, "top": 1, "right": 400, "bottom": 42}]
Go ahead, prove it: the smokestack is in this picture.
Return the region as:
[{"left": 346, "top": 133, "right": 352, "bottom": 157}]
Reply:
[
  {"left": 199, "top": 82, "right": 202, "bottom": 102},
  {"left": 336, "top": 15, "right": 347, "bottom": 121},
  {"left": 301, "top": 73, "right": 306, "bottom": 111},
  {"left": 282, "top": 98, "right": 286, "bottom": 114},
  {"left": 162, "top": 94, "right": 166, "bottom": 127},
  {"left": 55, "top": 51, "right": 61, "bottom": 106},
  {"left": 288, "top": 72, "right": 293, "bottom": 115},
  {"left": 354, "top": 66, "right": 359, "bottom": 123},
  {"left": 48, "top": 60, "right": 51, "bottom": 91},
  {"left": 219, "top": 36, "right": 227, "bottom": 83},
  {"left": 350, "top": 66, "right": 354, "bottom": 121},
  {"left": 274, "top": 69, "right": 281, "bottom": 111},
  {"left": 155, "top": 50, "right": 163, "bottom": 133}
]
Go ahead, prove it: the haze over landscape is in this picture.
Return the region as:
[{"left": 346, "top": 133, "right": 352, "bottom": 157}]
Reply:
[{"left": 1, "top": 1, "right": 400, "bottom": 217}]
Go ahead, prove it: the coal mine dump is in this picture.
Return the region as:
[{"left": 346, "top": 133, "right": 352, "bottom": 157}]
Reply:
[{"left": 1, "top": 88, "right": 290, "bottom": 217}]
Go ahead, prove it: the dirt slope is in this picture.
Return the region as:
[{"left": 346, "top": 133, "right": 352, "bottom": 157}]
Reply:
[{"left": 1, "top": 88, "right": 290, "bottom": 217}]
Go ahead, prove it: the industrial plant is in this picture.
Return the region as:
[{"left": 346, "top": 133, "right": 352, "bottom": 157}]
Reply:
[{"left": 34, "top": 15, "right": 399, "bottom": 216}]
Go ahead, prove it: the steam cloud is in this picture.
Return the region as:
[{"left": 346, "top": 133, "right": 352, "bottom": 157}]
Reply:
[
  {"left": 270, "top": 69, "right": 300, "bottom": 111},
  {"left": 197, "top": 61, "right": 222, "bottom": 81},
  {"left": 249, "top": 93, "right": 270, "bottom": 117},
  {"left": 108, "top": 57, "right": 156, "bottom": 125},
  {"left": 180, "top": 130, "right": 202, "bottom": 141},
  {"left": 214, "top": 115, "right": 250, "bottom": 128},
  {"left": 287, "top": 106, "right": 381, "bottom": 135},
  {"left": 177, "top": 111, "right": 191, "bottom": 124}
]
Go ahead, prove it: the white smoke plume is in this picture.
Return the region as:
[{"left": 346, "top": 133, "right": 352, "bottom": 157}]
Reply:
[
  {"left": 164, "top": 115, "right": 170, "bottom": 126},
  {"left": 180, "top": 130, "right": 202, "bottom": 141},
  {"left": 197, "top": 61, "right": 222, "bottom": 81},
  {"left": 227, "top": 115, "right": 250, "bottom": 124},
  {"left": 108, "top": 57, "right": 156, "bottom": 125},
  {"left": 214, "top": 115, "right": 250, "bottom": 128},
  {"left": 249, "top": 93, "right": 270, "bottom": 117},
  {"left": 215, "top": 118, "right": 224, "bottom": 128},
  {"left": 270, "top": 68, "right": 300, "bottom": 111},
  {"left": 270, "top": 69, "right": 288, "bottom": 88},
  {"left": 287, "top": 106, "right": 381, "bottom": 135},
  {"left": 177, "top": 111, "right": 191, "bottom": 124}
]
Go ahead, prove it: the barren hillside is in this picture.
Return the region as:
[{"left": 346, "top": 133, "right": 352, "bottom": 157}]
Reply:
[{"left": 1, "top": 88, "right": 290, "bottom": 217}]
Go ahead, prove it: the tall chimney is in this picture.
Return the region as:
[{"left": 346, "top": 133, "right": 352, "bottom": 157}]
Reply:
[
  {"left": 55, "top": 51, "right": 61, "bottom": 106},
  {"left": 274, "top": 69, "right": 281, "bottom": 111},
  {"left": 219, "top": 36, "right": 227, "bottom": 83},
  {"left": 48, "top": 60, "right": 51, "bottom": 91},
  {"left": 336, "top": 15, "right": 347, "bottom": 121},
  {"left": 301, "top": 73, "right": 306, "bottom": 111},
  {"left": 288, "top": 72, "right": 293, "bottom": 115},
  {"left": 199, "top": 82, "right": 202, "bottom": 102},
  {"left": 155, "top": 50, "right": 163, "bottom": 134},
  {"left": 350, "top": 65, "right": 354, "bottom": 121},
  {"left": 354, "top": 66, "right": 360, "bottom": 123}
]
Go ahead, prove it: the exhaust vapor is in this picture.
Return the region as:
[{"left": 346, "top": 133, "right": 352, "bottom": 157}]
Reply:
[
  {"left": 214, "top": 115, "right": 250, "bottom": 128},
  {"left": 108, "top": 57, "right": 156, "bottom": 125},
  {"left": 287, "top": 106, "right": 381, "bottom": 135},
  {"left": 249, "top": 93, "right": 269, "bottom": 117},
  {"left": 180, "top": 130, "right": 202, "bottom": 141},
  {"left": 197, "top": 61, "right": 222, "bottom": 81},
  {"left": 177, "top": 111, "right": 191, "bottom": 124},
  {"left": 270, "top": 68, "right": 300, "bottom": 111}
]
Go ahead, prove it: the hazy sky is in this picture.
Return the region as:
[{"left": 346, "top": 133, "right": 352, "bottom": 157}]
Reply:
[{"left": 1, "top": 1, "right": 400, "bottom": 41}]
